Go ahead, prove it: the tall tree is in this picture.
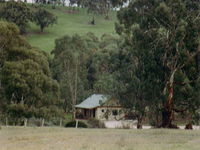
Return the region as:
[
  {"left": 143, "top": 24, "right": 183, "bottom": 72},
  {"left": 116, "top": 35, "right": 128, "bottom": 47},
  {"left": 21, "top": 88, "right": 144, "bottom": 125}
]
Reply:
[
  {"left": 91, "top": 34, "right": 121, "bottom": 94},
  {"left": 0, "top": 21, "right": 61, "bottom": 121},
  {"left": 116, "top": 0, "right": 200, "bottom": 128},
  {"left": 51, "top": 33, "right": 99, "bottom": 117}
]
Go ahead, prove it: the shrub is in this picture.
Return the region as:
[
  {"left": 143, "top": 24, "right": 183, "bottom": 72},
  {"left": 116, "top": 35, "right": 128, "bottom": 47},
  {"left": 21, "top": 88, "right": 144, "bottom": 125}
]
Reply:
[{"left": 65, "top": 120, "right": 87, "bottom": 128}]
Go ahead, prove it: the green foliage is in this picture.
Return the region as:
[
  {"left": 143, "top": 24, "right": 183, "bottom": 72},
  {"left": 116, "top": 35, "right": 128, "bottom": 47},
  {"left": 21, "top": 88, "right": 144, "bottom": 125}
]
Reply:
[
  {"left": 51, "top": 33, "right": 99, "bottom": 112},
  {"left": 2, "top": 50, "right": 60, "bottom": 106},
  {"left": 0, "top": 1, "right": 32, "bottom": 33},
  {"left": 65, "top": 120, "right": 88, "bottom": 128},
  {"left": 51, "top": 32, "right": 124, "bottom": 115},
  {"left": 0, "top": 20, "right": 62, "bottom": 120},
  {"left": 6, "top": 104, "right": 32, "bottom": 119},
  {"left": 82, "top": 0, "right": 102, "bottom": 15},
  {"left": 81, "top": 0, "right": 112, "bottom": 23},
  {"left": 116, "top": 0, "right": 200, "bottom": 127},
  {"left": 88, "top": 34, "right": 122, "bottom": 95},
  {"left": 33, "top": 7, "right": 57, "bottom": 32}
]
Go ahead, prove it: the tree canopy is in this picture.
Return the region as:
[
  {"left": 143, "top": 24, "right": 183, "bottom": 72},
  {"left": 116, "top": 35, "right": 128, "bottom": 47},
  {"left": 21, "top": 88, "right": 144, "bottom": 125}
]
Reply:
[
  {"left": 0, "top": 21, "right": 62, "bottom": 121},
  {"left": 33, "top": 7, "right": 57, "bottom": 32},
  {"left": 0, "top": 1, "right": 32, "bottom": 33},
  {"left": 116, "top": 0, "right": 200, "bottom": 128}
]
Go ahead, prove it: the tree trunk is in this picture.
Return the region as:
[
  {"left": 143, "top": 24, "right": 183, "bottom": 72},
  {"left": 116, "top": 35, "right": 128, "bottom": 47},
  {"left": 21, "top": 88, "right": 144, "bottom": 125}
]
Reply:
[
  {"left": 40, "top": 26, "right": 44, "bottom": 33},
  {"left": 137, "top": 116, "right": 143, "bottom": 129},
  {"left": 162, "top": 70, "right": 178, "bottom": 128}
]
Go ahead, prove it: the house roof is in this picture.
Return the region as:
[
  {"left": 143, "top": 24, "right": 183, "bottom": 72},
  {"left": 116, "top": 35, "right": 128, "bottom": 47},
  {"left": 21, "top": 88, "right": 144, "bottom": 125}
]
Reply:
[{"left": 75, "top": 94, "right": 109, "bottom": 109}]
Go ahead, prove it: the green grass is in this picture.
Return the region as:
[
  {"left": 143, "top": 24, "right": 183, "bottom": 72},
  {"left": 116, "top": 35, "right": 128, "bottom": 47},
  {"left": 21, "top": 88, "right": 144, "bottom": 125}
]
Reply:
[
  {"left": 0, "top": 127, "right": 200, "bottom": 150},
  {"left": 26, "top": 6, "right": 117, "bottom": 52}
]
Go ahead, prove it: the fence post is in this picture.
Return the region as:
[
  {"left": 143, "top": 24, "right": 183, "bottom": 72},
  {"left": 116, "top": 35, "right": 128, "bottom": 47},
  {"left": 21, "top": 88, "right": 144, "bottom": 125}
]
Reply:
[
  {"left": 24, "top": 118, "right": 27, "bottom": 127},
  {"left": 75, "top": 120, "right": 78, "bottom": 128}
]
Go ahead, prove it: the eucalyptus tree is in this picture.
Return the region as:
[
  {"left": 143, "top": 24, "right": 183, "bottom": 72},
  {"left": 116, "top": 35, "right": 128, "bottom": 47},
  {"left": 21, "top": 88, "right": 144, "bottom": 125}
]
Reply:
[
  {"left": 51, "top": 33, "right": 99, "bottom": 117},
  {"left": 91, "top": 34, "right": 121, "bottom": 94},
  {"left": 82, "top": 0, "right": 113, "bottom": 24},
  {"left": 0, "top": 21, "right": 61, "bottom": 121},
  {"left": 116, "top": 0, "right": 200, "bottom": 128}
]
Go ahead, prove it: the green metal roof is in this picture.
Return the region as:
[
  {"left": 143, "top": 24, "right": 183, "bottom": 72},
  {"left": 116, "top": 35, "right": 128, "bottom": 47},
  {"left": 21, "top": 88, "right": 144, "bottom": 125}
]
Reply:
[{"left": 75, "top": 94, "right": 109, "bottom": 109}]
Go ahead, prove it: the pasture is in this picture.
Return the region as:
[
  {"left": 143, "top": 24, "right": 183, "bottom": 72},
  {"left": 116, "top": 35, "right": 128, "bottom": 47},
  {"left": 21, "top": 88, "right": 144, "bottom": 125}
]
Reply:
[
  {"left": 0, "top": 127, "right": 200, "bottom": 150},
  {"left": 26, "top": 6, "right": 117, "bottom": 52}
]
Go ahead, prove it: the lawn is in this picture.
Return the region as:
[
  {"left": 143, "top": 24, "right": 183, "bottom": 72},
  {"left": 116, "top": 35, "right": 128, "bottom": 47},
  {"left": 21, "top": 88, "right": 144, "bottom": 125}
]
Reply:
[
  {"left": 0, "top": 127, "right": 200, "bottom": 150},
  {"left": 26, "top": 6, "right": 117, "bottom": 53}
]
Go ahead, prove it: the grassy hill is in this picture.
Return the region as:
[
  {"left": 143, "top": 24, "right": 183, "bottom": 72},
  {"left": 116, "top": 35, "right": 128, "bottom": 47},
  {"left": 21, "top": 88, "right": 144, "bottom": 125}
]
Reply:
[{"left": 26, "top": 6, "right": 117, "bottom": 53}]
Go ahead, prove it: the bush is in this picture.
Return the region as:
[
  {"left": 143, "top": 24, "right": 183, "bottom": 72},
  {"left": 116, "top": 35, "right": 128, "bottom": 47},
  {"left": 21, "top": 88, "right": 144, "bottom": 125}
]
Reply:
[
  {"left": 65, "top": 120, "right": 87, "bottom": 128},
  {"left": 87, "top": 118, "right": 105, "bottom": 128}
]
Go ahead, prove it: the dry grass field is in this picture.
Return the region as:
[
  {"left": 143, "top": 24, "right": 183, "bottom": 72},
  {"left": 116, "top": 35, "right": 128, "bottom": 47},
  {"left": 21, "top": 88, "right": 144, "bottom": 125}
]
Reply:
[{"left": 0, "top": 127, "right": 200, "bottom": 150}]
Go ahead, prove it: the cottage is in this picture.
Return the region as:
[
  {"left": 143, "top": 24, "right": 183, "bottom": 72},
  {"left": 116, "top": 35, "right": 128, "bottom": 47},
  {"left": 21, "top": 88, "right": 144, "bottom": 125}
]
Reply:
[{"left": 75, "top": 94, "right": 125, "bottom": 120}]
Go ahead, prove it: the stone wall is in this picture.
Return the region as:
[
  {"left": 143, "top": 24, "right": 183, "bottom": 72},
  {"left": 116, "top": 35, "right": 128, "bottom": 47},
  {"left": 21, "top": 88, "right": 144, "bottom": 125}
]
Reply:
[{"left": 96, "top": 107, "right": 125, "bottom": 121}]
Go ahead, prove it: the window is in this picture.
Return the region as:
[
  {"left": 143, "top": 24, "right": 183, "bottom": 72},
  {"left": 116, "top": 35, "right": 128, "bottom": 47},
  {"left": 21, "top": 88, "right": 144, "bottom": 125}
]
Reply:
[
  {"left": 112, "top": 110, "right": 118, "bottom": 116},
  {"left": 102, "top": 109, "right": 104, "bottom": 113}
]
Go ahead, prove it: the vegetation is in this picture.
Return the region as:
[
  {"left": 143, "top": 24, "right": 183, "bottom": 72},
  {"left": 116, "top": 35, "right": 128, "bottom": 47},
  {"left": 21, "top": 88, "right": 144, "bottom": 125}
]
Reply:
[
  {"left": 26, "top": 6, "right": 117, "bottom": 52},
  {"left": 82, "top": 0, "right": 128, "bottom": 24},
  {"left": 0, "top": 1, "right": 57, "bottom": 34},
  {"left": 65, "top": 120, "right": 88, "bottom": 128},
  {"left": 0, "top": 21, "right": 62, "bottom": 124},
  {"left": 51, "top": 33, "right": 98, "bottom": 116},
  {"left": 115, "top": 0, "right": 200, "bottom": 128},
  {"left": 0, "top": 1, "right": 32, "bottom": 33},
  {"left": 0, "top": 0, "right": 200, "bottom": 129},
  {"left": 33, "top": 7, "right": 57, "bottom": 32},
  {"left": 51, "top": 33, "right": 120, "bottom": 117}
]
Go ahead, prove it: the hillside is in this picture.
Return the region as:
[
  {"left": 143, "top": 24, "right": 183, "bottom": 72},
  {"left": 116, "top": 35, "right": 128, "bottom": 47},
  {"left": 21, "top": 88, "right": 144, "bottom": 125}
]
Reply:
[{"left": 26, "top": 6, "right": 117, "bottom": 52}]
